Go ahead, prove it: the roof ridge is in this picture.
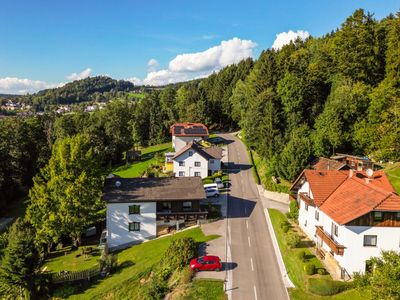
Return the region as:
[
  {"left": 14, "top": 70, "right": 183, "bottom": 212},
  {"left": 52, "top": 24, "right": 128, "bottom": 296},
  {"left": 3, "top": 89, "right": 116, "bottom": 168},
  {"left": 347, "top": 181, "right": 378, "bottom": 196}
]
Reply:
[
  {"left": 372, "top": 192, "right": 396, "bottom": 210},
  {"left": 350, "top": 174, "right": 394, "bottom": 196}
]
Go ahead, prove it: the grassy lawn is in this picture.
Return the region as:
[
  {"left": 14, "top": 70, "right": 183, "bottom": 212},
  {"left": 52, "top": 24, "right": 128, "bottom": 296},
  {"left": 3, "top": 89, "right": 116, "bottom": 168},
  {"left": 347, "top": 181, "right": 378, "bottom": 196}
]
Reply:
[
  {"left": 268, "top": 209, "right": 368, "bottom": 300},
  {"left": 44, "top": 246, "right": 101, "bottom": 273},
  {"left": 112, "top": 142, "right": 172, "bottom": 178},
  {"left": 383, "top": 162, "right": 400, "bottom": 194},
  {"left": 174, "top": 279, "right": 225, "bottom": 300},
  {"left": 52, "top": 227, "right": 218, "bottom": 299}
]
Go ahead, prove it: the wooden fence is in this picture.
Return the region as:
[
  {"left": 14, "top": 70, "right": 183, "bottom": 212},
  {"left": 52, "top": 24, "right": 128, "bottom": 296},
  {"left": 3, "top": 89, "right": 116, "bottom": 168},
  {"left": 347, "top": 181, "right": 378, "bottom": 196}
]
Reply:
[{"left": 52, "top": 266, "right": 101, "bottom": 284}]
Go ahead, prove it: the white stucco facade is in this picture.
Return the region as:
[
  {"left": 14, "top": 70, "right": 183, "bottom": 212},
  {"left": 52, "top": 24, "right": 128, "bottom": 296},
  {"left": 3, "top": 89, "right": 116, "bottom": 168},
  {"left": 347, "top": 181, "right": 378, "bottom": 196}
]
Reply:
[
  {"left": 172, "top": 136, "right": 203, "bottom": 152},
  {"left": 106, "top": 202, "right": 156, "bottom": 250},
  {"left": 297, "top": 180, "right": 400, "bottom": 275},
  {"left": 173, "top": 150, "right": 209, "bottom": 178},
  {"left": 173, "top": 149, "right": 221, "bottom": 178}
]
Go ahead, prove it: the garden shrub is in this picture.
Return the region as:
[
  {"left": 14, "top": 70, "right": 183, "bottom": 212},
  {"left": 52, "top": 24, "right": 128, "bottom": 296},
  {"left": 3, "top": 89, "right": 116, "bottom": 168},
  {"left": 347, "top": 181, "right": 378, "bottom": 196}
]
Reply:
[
  {"left": 317, "top": 268, "right": 327, "bottom": 275},
  {"left": 160, "top": 237, "right": 197, "bottom": 271},
  {"left": 297, "top": 250, "right": 306, "bottom": 262},
  {"left": 308, "top": 278, "right": 353, "bottom": 296},
  {"left": 286, "top": 232, "right": 301, "bottom": 248},
  {"left": 139, "top": 273, "right": 169, "bottom": 300},
  {"left": 286, "top": 200, "right": 299, "bottom": 220},
  {"left": 304, "top": 263, "right": 316, "bottom": 275},
  {"left": 282, "top": 225, "right": 290, "bottom": 233}
]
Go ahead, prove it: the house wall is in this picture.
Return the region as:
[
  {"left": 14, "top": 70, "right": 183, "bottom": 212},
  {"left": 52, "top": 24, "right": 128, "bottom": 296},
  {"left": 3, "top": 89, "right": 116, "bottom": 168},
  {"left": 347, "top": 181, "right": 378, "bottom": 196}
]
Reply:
[
  {"left": 208, "top": 158, "right": 221, "bottom": 174},
  {"left": 297, "top": 180, "right": 400, "bottom": 275},
  {"left": 173, "top": 136, "right": 203, "bottom": 152},
  {"left": 106, "top": 202, "right": 156, "bottom": 250},
  {"left": 173, "top": 151, "right": 208, "bottom": 178}
]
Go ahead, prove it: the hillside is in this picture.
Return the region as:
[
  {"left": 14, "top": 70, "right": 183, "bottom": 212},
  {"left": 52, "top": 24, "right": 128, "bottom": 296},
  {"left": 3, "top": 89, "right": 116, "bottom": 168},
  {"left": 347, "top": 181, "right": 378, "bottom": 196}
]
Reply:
[{"left": 18, "top": 76, "right": 137, "bottom": 107}]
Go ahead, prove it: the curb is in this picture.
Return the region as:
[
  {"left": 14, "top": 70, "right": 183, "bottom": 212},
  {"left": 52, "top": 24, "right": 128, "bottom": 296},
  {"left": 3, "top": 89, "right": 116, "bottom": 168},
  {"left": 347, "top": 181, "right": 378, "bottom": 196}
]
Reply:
[{"left": 263, "top": 207, "right": 295, "bottom": 288}]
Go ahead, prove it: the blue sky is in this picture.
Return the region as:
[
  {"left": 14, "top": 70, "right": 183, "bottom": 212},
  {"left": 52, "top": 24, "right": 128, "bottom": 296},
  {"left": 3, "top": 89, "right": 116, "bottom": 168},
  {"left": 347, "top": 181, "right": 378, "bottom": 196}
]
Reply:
[{"left": 0, "top": 0, "right": 399, "bottom": 93}]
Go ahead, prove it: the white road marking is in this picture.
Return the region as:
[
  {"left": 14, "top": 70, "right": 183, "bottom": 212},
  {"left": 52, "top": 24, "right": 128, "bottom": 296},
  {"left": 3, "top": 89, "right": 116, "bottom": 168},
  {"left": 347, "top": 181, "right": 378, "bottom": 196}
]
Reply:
[
  {"left": 246, "top": 220, "right": 249, "bottom": 229},
  {"left": 248, "top": 236, "right": 251, "bottom": 247},
  {"left": 250, "top": 257, "right": 254, "bottom": 271},
  {"left": 254, "top": 285, "right": 258, "bottom": 300}
]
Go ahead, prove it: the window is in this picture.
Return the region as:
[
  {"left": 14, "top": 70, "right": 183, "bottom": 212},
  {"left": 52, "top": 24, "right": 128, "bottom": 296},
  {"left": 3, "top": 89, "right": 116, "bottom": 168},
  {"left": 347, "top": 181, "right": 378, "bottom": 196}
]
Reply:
[
  {"left": 363, "top": 235, "right": 377, "bottom": 247},
  {"left": 179, "top": 161, "right": 185, "bottom": 167},
  {"left": 373, "top": 211, "right": 383, "bottom": 221},
  {"left": 304, "top": 220, "right": 307, "bottom": 227},
  {"left": 162, "top": 202, "right": 171, "bottom": 210},
  {"left": 183, "top": 201, "right": 192, "bottom": 211},
  {"left": 194, "top": 161, "right": 201, "bottom": 167},
  {"left": 188, "top": 151, "right": 193, "bottom": 156},
  {"left": 305, "top": 203, "right": 309, "bottom": 211},
  {"left": 396, "top": 212, "right": 400, "bottom": 221},
  {"left": 331, "top": 222, "right": 338, "bottom": 237},
  {"left": 179, "top": 171, "right": 185, "bottom": 177},
  {"left": 210, "top": 159, "right": 214, "bottom": 164},
  {"left": 129, "top": 222, "right": 140, "bottom": 231},
  {"left": 194, "top": 172, "right": 201, "bottom": 177},
  {"left": 129, "top": 205, "right": 140, "bottom": 215},
  {"left": 315, "top": 210, "right": 319, "bottom": 221}
]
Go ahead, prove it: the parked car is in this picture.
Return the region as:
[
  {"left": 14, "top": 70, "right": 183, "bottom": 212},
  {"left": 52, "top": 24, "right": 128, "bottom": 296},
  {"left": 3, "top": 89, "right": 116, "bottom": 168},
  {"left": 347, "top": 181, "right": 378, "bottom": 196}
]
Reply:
[
  {"left": 214, "top": 178, "right": 224, "bottom": 188},
  {"left": 204, "top": 183, "right": 218, "bottom": 189},
  {"left": 204, "top": 187, "right": 219, "bottom": 198},
  {"left": 190, "top": 255, "right": 222, "bottom": 272}
]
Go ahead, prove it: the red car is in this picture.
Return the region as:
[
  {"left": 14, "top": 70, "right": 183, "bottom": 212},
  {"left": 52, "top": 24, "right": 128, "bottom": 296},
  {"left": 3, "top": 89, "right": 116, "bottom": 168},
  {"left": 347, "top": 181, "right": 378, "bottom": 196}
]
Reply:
[{"left": 190, "top": 255, "right": 222, "bottom": 272}]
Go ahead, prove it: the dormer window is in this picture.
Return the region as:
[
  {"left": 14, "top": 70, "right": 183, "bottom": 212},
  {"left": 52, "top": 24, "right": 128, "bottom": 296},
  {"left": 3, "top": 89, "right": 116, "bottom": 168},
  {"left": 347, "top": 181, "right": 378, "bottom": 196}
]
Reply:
[
  {"left": 188, "top": 151, "right": 193, "bottom": 156},
  {"left": 373, "top": 211, "right": 383, "bottom": 221}
]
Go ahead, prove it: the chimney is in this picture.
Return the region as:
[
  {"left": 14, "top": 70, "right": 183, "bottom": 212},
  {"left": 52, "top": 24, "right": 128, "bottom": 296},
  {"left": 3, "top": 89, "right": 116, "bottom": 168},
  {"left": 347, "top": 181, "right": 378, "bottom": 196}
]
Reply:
[{"left": 349, "top": 169, "right": 354, "bottom": 178}]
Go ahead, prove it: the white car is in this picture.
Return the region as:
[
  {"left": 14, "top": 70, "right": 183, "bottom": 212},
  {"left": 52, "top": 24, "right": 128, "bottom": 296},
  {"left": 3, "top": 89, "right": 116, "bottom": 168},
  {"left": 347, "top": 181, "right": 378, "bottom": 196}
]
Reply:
[
  {"left": 205, "top": 187, "right": 219, "bottom": 198},
  {"left": 214, "top": 178, "right": 224, "bottom": 189}
]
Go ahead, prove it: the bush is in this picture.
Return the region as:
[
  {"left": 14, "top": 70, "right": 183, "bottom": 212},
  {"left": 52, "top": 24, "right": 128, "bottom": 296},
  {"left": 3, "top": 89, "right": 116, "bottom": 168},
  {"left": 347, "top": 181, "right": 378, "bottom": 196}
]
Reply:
[
  {"left": 317, "top": 268, "right": 327, "bottom": 275},
  {"left": 297, "top": 250, "right": 306, "bottom": 262},
  {"left": 139, "top": 273, "right": 169, "bottom": 300},
  {"left": 308, "top": 278, "right": 353, "bottom": 296},
  {"left": 282, "top": 225, "right": 290, "bottom": 233},
  {"left": 304, "top": 263, "right": 316, "bottom": 275},
  {"left": 286, "top": 232, "right": 301, "bottom": 248},
  {"left": 160, "top": 238, "right": 197, "bottom": 271},
  {"left": 286, "top": 200, "right": 299, "bottom": 220}
]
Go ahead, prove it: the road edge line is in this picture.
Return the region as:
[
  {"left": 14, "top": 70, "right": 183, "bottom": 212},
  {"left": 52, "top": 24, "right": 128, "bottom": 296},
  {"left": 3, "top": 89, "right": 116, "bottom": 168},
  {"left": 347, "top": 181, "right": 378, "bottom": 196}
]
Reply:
[{"left": 263, "top": 207, "right": 295, "bottom": 289}]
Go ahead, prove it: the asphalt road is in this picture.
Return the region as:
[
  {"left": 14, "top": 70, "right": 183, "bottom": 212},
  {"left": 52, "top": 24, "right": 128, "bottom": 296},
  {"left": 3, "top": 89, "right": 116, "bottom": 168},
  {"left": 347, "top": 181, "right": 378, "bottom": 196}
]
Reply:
[{"left": 221, "top": 133, "right": 289, "bottom": 300}]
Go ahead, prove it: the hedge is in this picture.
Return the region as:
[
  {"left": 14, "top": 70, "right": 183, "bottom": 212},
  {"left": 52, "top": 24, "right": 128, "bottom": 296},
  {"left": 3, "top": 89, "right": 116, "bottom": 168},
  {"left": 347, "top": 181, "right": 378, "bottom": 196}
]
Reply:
[{"left": 308, "top": 278, "right": 353, "bottom": 296}]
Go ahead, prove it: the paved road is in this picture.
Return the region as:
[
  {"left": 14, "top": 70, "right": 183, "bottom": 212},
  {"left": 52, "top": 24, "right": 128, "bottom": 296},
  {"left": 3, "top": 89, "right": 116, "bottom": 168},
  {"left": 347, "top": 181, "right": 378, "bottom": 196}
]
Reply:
[{"left": 221, "top": 133, "right": 288, "bottom": 300}]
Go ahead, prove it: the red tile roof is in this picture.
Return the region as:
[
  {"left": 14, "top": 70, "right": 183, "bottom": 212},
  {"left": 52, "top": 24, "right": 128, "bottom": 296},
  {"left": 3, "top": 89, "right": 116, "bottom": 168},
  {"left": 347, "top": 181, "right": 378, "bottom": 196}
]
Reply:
[
  {"left": 311, "top": 157, "right": 348, "bottom": 171},
  {"left": 296, "top": 170, "right": 400, "bottom": 225},
  {"left": 170, "top": 122, "right": 209, "bottom": 137}
]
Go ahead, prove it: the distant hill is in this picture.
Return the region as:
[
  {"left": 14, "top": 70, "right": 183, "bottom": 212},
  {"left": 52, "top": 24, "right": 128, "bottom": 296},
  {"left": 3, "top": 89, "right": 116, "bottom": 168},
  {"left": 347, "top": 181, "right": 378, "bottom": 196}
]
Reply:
[
  {"left": 19, "top": 76, "right": 137, "bottom": 107},
  {"left": 0, "top": 94, "right": 19, "bottom": 99}
]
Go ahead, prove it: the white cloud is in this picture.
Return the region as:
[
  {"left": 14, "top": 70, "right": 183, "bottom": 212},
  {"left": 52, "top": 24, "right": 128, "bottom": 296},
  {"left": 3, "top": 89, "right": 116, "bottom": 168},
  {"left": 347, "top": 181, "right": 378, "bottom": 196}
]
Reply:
[
  {"left": 66, "top": 67, "right": 92, "bottom": 81},
  {"left": 0, "top": 77, "right": 61, "bottom": 95},
  {"left": 0, "top": 67, "right": 93, "bottom": 94},
  {"left": 272, "top": 30, "right": 310, "bottom": 50},
  {"left": 130, "top": 37, "right": 257, "bottom": 86},
  {"left": 147, "top": 59, "right": 159, "bottom": 72}
]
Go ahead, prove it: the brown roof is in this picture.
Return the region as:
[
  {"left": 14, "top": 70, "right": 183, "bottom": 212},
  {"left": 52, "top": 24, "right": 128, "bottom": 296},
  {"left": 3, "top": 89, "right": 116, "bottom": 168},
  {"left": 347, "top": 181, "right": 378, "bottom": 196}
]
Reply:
[
  {"left": 173, "top": 142, "right": 222, "bottom": 160},
  {"left": 170, "top": 122, "right": 209, "bottom": 137},
  {"left": 103, "top": 177, "right": 206, "bottom": 203},
  {"left": 294, "top": 169, "right": 400, "bottom": 225},
  {"left": 311, "top": 157, "right": 348, "bottom": 171}
]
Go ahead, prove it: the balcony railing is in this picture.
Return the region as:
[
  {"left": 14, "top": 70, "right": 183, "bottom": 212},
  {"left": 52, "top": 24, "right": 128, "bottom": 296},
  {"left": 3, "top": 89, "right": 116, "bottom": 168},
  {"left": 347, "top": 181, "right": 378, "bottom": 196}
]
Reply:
[
  {"left": 156, "top": 211, "right": 208, "bottom": 221},
  {"left": 299, "top": 192, "right": 315, "bottom": 206},
  {"left": 315, "top": 226, "right": 345, "bottom": 256}
]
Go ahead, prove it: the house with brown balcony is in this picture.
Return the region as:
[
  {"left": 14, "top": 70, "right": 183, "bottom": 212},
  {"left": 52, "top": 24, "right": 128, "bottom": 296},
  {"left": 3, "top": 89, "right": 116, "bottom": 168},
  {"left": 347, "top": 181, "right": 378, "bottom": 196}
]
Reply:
[
  {"left": 103, "top": 177, "right": 207, "bottom": 250},
  {"left": 291, "top": 169, "right": 400, "bottom": 278}
]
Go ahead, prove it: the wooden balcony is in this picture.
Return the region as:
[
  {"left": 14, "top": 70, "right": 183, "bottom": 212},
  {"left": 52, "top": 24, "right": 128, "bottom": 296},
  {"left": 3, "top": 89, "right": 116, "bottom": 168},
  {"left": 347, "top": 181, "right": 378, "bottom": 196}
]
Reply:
[
  {"left": 156, "top": 211, "right": 208, "bottom": 221},
  {"left": 299, "top": 192, "right": 315, "bottom": 206},
  {"left": 315, "top": 226, "right": 345, "bottom": 256}
]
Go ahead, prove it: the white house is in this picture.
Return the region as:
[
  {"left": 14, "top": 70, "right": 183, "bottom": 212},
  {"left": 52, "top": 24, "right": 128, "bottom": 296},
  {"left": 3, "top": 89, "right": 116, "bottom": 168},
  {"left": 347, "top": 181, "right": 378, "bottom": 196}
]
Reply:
[
  {"left": 170, "top": 122, "right": 209, "bottom": 152},
  {"left": 103, "top": 177, "right": 207, "bottom": 251},
  {"left": 291, "top": 169, "right": 400, "bottom": 278},
  {"left": 172, "top": 142, "right": 222, "bottom": 178}
]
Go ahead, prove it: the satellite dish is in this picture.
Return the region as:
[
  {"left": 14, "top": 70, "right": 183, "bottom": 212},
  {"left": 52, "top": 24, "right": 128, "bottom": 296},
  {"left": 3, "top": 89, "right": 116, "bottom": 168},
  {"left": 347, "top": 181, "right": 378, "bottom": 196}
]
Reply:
[
  {"left": 366, "top": 168, "right": 374, "bottom": 178},
  {"left": 115, "top": 180, "right": 122, "bottom": 187}
]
